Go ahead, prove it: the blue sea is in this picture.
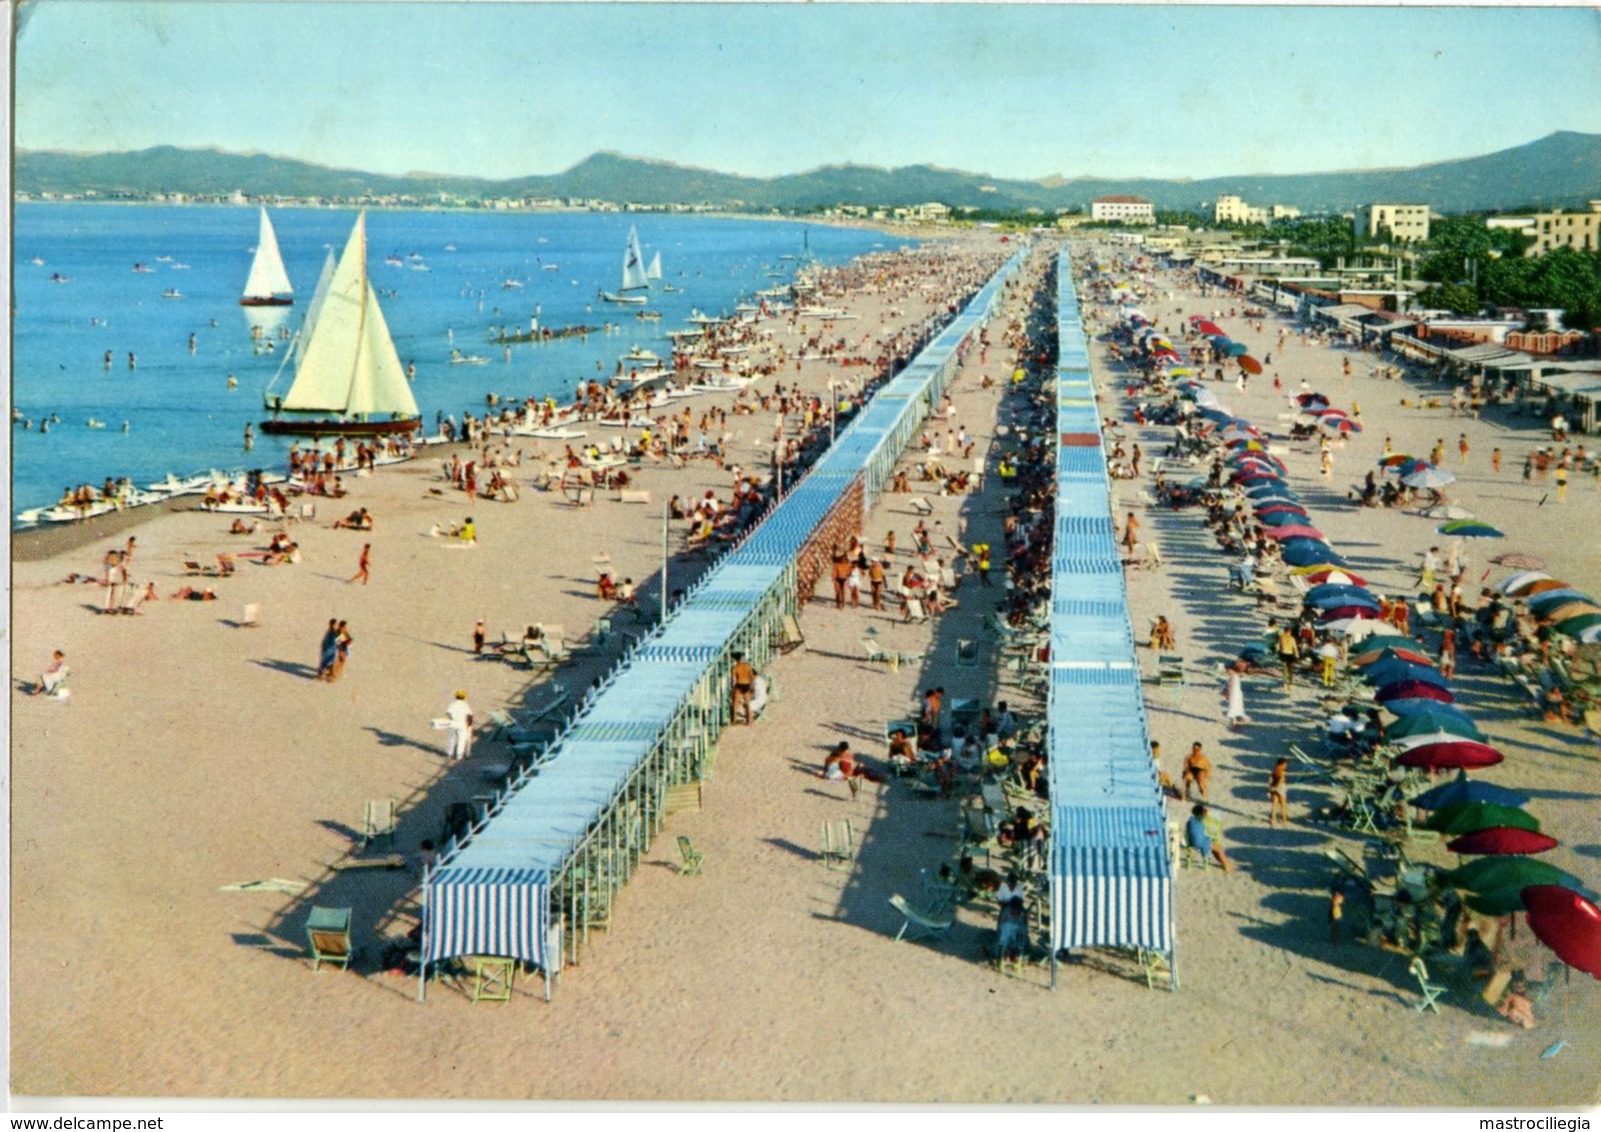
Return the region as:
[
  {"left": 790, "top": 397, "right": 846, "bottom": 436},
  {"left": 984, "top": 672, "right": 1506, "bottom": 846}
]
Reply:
[{"left": 11, "top": 204, "right": 895, "bottom": 518}]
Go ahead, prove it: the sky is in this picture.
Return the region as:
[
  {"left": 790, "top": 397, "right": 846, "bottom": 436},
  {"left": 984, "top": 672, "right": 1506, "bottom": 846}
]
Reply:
[{"left": 14, "top": 3, "right": 1601, "bottom": 184}]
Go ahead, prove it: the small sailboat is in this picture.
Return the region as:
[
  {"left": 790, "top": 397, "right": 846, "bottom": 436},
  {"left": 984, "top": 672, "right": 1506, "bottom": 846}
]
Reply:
[
  {"left": 600, "top": 225, "right": 651, "bottom": 305},
  {"left": 647, "top": 250, "right": 662, "bottom": 283},
  {"left": 259, "top": 212, "right": 420, "bottom": 437},
  {"left": 240, "top": 208, "right": 294, "bottom": 306}
]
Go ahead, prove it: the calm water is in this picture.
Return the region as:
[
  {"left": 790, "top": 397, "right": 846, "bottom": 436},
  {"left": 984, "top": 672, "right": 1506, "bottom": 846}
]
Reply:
[{"left": 11, "top": 204, "right": 895, "bottom": 517}]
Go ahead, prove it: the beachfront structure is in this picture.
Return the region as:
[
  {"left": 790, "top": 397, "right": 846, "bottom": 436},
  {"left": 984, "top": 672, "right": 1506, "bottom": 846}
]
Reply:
[
  {"left": 1524, "top": 201, "right": 1601, "bottom": 256},
  {"left": 1045, "top": 249, "right": 1175, "bottom": 989},
  {"left": 1353, "top": 203, "right": 1431, "bottom": 243},
  {"left": 420, "top": 248, "right": 1028, "bottom": 998},
  {"left": 1214, "top": 195, "right": 1268, "bottom": 226},
  {"left": 1091, "top": 195, "right": 1155, "bottom": 225}
]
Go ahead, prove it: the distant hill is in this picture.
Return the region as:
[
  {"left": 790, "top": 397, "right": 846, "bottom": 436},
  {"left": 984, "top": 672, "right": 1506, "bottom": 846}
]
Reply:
[{"left": 17, "top": 132, "right": 1601, "bottom": 214}]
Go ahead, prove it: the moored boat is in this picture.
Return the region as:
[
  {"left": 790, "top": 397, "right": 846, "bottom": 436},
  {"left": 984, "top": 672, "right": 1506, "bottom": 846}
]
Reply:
[{"left": 240, "top": 208, "right": 295, "bottom": 307}]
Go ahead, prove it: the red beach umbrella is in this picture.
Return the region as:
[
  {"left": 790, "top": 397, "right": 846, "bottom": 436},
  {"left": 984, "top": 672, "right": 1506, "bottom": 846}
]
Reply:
[
  {"left": 1375, "top": 680, "right": 1454, "bottom": 704},
  {"left": 1318, "top": 604, "right": 1381, "bottom": 623},
  {"left": 1522, "top": 886, "right": 1601, "bottom": 979},
  {"left": 1197, "top": 320, "right": 1223, "bottom": 336},
  {"left": 1448, "top": 827, "right": 1560, "bottom": 856},
  {"left": 1265, "top": 524, "right": 1327, "bottom": 541},
  {"left": 1238, "top": 355, "right": 1263, "bottom": 375},
  {"left": 1396, "top": 741, "right": 1505, "bottom": 770},
  {"left": 1304, "top": 567, "right": 1368, "bottom": 587}
]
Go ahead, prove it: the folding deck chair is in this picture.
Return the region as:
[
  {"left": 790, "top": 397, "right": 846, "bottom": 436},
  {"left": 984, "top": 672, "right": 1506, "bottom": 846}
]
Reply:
[
  {"left": 361, "top": 797, "right": 398, "bottom": 850},
  {"left": 888, "top": 894, "right": 954, "bottom": 942},
  {"left": 676, "top": 836, "right": 704, "bottom": 876},
  {"left": 1156, "top": 654, "right": 1186, "bottom": 699},
  {"left": 469, "top": 956, "right": 515, "bottom": 1003},
  {"left": 819, "top": 820, "right": 855, "bottom": 871},
  {"left": 1409, "top": 956, "right": 1447, "bottom": 1013}
]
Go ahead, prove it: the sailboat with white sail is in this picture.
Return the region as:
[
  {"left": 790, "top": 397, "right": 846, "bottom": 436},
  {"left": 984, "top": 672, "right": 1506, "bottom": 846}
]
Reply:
[
  {"left": 259, "top": 213, "right": 421, "bottom": 437},
  {"left": 599, "top": 225, "right": 650, "bottom": 305},
  {"left": 240, "top": 208, "right": 294, "bottom": 306},
  {"left": 646, "top": 250, "right": 662, "bottom": 283}
]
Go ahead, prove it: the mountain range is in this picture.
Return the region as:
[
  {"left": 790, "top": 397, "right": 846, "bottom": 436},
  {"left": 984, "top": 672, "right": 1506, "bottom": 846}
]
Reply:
[{"left": 17, "top": 131, "right": 1601, "bottom": 215}]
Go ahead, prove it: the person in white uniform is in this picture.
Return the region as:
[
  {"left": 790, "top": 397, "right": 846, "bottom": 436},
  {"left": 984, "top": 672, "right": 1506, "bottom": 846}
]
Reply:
[{"left": 444, "top": 690, "right": 474, "bottom": 760}]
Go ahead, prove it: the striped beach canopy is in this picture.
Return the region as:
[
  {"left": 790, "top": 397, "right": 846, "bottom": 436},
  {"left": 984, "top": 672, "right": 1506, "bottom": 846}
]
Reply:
[
  {"left": 424, "top": 866, "right": 551, "bottom": 968},
  {"left": 1050, "top": 807, "right": 1174, "bottom": 953}
]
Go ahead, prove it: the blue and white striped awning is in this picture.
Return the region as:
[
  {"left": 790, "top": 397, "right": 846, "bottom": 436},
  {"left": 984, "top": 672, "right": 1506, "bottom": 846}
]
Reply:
[
  {"left": 1050, "top": 841, "right": 1174, "bottom": 952},
  {"left": 424, "top": 866, "right": 552, "bottom": 968}
]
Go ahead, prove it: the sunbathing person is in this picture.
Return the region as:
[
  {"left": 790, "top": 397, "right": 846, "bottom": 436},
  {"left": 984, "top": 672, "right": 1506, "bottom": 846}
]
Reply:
[
  {"left": 172, "top": 586, "right": 218, "bottom": 601},
  {"left": 229, "top": 517, "right": 261, "bottom": 535}
]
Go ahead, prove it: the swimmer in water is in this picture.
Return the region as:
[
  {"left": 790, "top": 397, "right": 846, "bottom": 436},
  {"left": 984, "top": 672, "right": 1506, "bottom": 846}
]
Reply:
[
  {"left": 188, "top": 333, "right": 197, "bottom": 352},
  {"left": 122, "top": 421, "right": 130, "bottom": 432},
  {"left": 104, "top": 351, "right": 113, "bottom": 369},
  {"left": 128, "top": 352, "right": 136, "bottom": 370}
]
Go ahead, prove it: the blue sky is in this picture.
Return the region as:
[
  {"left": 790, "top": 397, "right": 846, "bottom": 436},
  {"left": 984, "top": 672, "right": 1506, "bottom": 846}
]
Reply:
[{"left": 16, "top": 3, "right": 1601, "bottom": 182}]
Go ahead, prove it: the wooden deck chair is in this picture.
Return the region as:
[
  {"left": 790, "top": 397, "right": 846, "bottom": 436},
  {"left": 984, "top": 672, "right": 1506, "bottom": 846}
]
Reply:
[
  {"left": 778, "top": 614, "right": 806, "bottom": 654},
  {"left": 889, "top": 893, "right": 954, "bottom": 942},
  {"left": 1138, "top": 948, "right": 1175, "bottom": 991},
  {"left": 1409, "top": 956, "right": 1447, "bottom": 1013},
  {"left": 469, "top": 956, "right": 515, "bottom": 1003},
  {"left": 860, "top": 635, "right": 896, "bottom": 668},
  {"left": 1156, "top": 654, "right": 1186, "bottom": 698},
  {"left": 676, "top": 835, "right": 704, "bottom": 876},
  {"left": 305, "top": 906, "right": 353, "bottom": 973},
  {"left": 819, "top": 820, "right": 855, "bottom": 871},
  {"left": 665, "top": 781, "right": 703, "bottom": 817},
  {"left": 1286, "top": 742, "right": 1336, "bottom": 784},
  {"left": 362, "top": 797, "right": 398, "bottom": 850}
]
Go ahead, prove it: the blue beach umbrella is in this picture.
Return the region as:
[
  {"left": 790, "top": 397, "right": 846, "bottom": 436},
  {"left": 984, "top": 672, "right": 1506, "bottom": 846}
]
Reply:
[
  {"left": 1383, "top": 697, "right": 1473, "bottom": 718},
  {"left": 1362, "top": 661, "right": 1449, "bottom": 687},
  {"left": 1527, "top": 589, "right": 1589, "bottom": 613},
  {"left": 1259, "top": 509, "right": 1310, "bottom": 526},
  {"left": 1281, "top": 543, "right": 1348, "bottom": 568},
  {"left": 1304, "top": 583, "right": 1379, "bottom": 605},
  {"left": 1412, "top": 772, "right": 1529, "bottom": 812}
]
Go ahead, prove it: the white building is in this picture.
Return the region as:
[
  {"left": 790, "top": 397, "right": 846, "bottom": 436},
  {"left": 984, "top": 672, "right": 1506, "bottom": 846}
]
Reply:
[
  {"left": 1091, "top": 195, "right": 1155, "bottom": 225},
  {"left": 1526, "top": 202, "right": 1601, "bottom": 256},
  {"left": 1354, "top": 203, "right": 1431, "bottom": 243},
  {"left": 1214, "top": 195, "right": 1267, "bottom": 225}
]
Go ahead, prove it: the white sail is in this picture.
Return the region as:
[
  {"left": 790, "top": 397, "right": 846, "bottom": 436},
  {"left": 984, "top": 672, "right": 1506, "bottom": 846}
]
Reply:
[
  {"left": 621, "top": 225, "right": 649, "bottom": 291},
  {"left": 242, "top": 208, "right": 294, "bottom": 301},
  {"left": 292, "top": 249, "right": 337, "bottom": 369},
  {"left": 646, "top": 251, "right": 662, "bottom": 282},
  {"left": 280, "top": 213, "right": 418, "bottom": 418}
]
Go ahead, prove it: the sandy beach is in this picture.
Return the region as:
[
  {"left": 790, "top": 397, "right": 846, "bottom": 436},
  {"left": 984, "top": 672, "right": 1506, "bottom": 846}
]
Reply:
[{"left": 10, "top": 234, "right": 1601, "bottom": 1107}]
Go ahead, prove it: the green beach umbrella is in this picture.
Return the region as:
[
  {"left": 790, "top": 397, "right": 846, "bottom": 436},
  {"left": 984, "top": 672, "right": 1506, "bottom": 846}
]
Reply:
[
  {"left": 1425, "top": 801, "right": 1541, "bottom": 836},
  {"left": 1557, "top": 612, "right": 1601, "bottom": 637},
  {"left": 1445, "top": 856, "right": 1575, "bottom": 894},
  {"left": 1385, "top": 711, "right": 1483, "bottom": 742}
]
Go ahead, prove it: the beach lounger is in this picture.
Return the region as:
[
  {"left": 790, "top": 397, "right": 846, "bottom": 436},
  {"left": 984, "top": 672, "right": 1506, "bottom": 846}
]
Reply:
[
  {"left": 778, "top": 614, "right": 806, "bottom": 654},
  {"left": 1409, "top": 956, "right": 1447, "bottom": 1013},
  {"left": 305, "top": 906, "right": 353, "bottom": 973},
  {"left": 861, "top": 635, "right": 897, "bottom": 668},
  {"left": 676, "top": 836, "right": 704, "bottom": 876},
  {"left": 362, "top": 797, "right": 398, "bottom": 850},
  {"left": 909, "top": 496, "right": 934, "bottom": 515},
  {"left": 616, "top": 489, "right": 651, "bottom": 504},
  {"left": 888, "top": 894, "right": 954, "bottom": 943},
  {"left": 1156, "top": 654, "right": 1186, "bottom": 698},
  {"left": 1286, "top": 742, "right": 1336, "bottom": 784},
  {"left": 819, "top": 820, "right": 855, "bottom": 871},
  {"left": 37, "top": 664, "right": 71, "bottom": 698}
]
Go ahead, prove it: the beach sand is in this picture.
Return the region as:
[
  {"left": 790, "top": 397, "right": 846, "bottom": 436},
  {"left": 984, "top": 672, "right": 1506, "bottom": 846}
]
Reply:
[{"left": 9, "top": 236, "right": 1600, "bottom": 1106}]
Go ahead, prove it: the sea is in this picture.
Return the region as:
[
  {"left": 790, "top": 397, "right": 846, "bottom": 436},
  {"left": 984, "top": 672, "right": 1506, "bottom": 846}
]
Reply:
[{"left": 10, "top": 204, "right": 899, "bottom": 520}]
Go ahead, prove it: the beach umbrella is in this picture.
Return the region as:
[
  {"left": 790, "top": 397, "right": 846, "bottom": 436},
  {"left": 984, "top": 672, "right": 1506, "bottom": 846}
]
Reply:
[
  {"left": 1198, "top": 407, "right": 1234, "bottom": 422},
  {"left": 1387, "top": 712, "right": 1484, "bottom": 743},
  {"left": 1379, "top": 453, "right": 1417, "bottom": 468},
  {"left": 1309, "top": 406, "right": 1348, "bottom": 418},
  {"left": 1375, "top": 680, "right": 1455, "bottom": 704},
  {"left": 1468, "top": 884, "right": 1586, "bottom": 918},
  {"left": 1543, "top": 601, "right": 1601, "bottom": 623},
  {"left": 1219, "top": 426, "right": 1258, "bottom": 442},
  {"left": 1447, "top": 827, "right": 1557, "bottom": 856},
  {"left": 1576, "top": 624, "right": 1601, "bottom": 644},
  {"left": 1437, "top": 519, "right": 1504, "bottom": 539},
  {"left": 1419, "top": 503, "right": 1477, "bottom": 521},
  {"left": 1413, "top": 773, "right": 1527, "bottom": 812},
  {"left": 1301, "top": 567, "right": 1368, "bottom": 587},
  {"left": 1169, "top": 367, "right": 1194, "bottom": 377},
  {"left": 1362, "top": 659, "right": 1447, "bottom": 686},
  {"left": 1521, "top": 887, "right": 1601, "bottom": 979},
  {"left": 1225, "top": 342, "right": 1250, "bottom": 357},
  {"left": 1488, "top": 552, "right": 1546, "bottom": 570},
  {"left": 1196, "top": 320, "right": 1223, "bottom": 336},
  {"left": 1526, "top": 590, "right": 1588, "bottom": 614},
  {"left": 1384, "top": 697, "right": 1473, "bottom": 718},
  {"left": 1321, "top": 616, "right": 1385, "bottom": 636},
  {"left": 1338, "top": 619, "right": 1403, "bottom": 642},
  {"left": 1403, "top": 466, "right": 1457, "bottom": 489},
  {"left": 1259, "top": 510, "right": 1311, "bottom": 527},
  {"left": 1239, "top": 355, "right": 1263, "bottom": 375},
  {"left": 1265, "top": 524, "right": 1327, "bottom": 541},
  {"left": 1297, "top": 392, "right": 1330, "bottom": 408},
  {"left": 1499, "top": 571, "right": 1552, "bottom": 595},
  {"left": 1402, "top": 736, "right": 1498, "bottom": 771},
  {"left": 1257, "top": 502, "right": 1310, "bottom": 517},
  {"left": 1317, "top": 604, "right": 1381, "bottom": 624},
  {"left": 1557, "top": 612, "right": 1601, "bottom": 638},
  {"left": 1281, "top": 543, "right": 1347, "bottom": 568},
  {"left": 1321, "top": 417, "right": 1364, "bottom": 434},
  {"left": 1352, "top": 644, "right": 1432, "bottom": 667},
  {"left": 1448, "top": 858, "right": 1584, "bottom": 899},
  {"left": 1425, "top": 801, "right": 1539, "bottom": 836},
  {"left": 1305, "top": 584, "right": 1378, "bottom": 606},
  {"left": 1522, "top": 578, "right": 1575, "bottom": 596}
]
